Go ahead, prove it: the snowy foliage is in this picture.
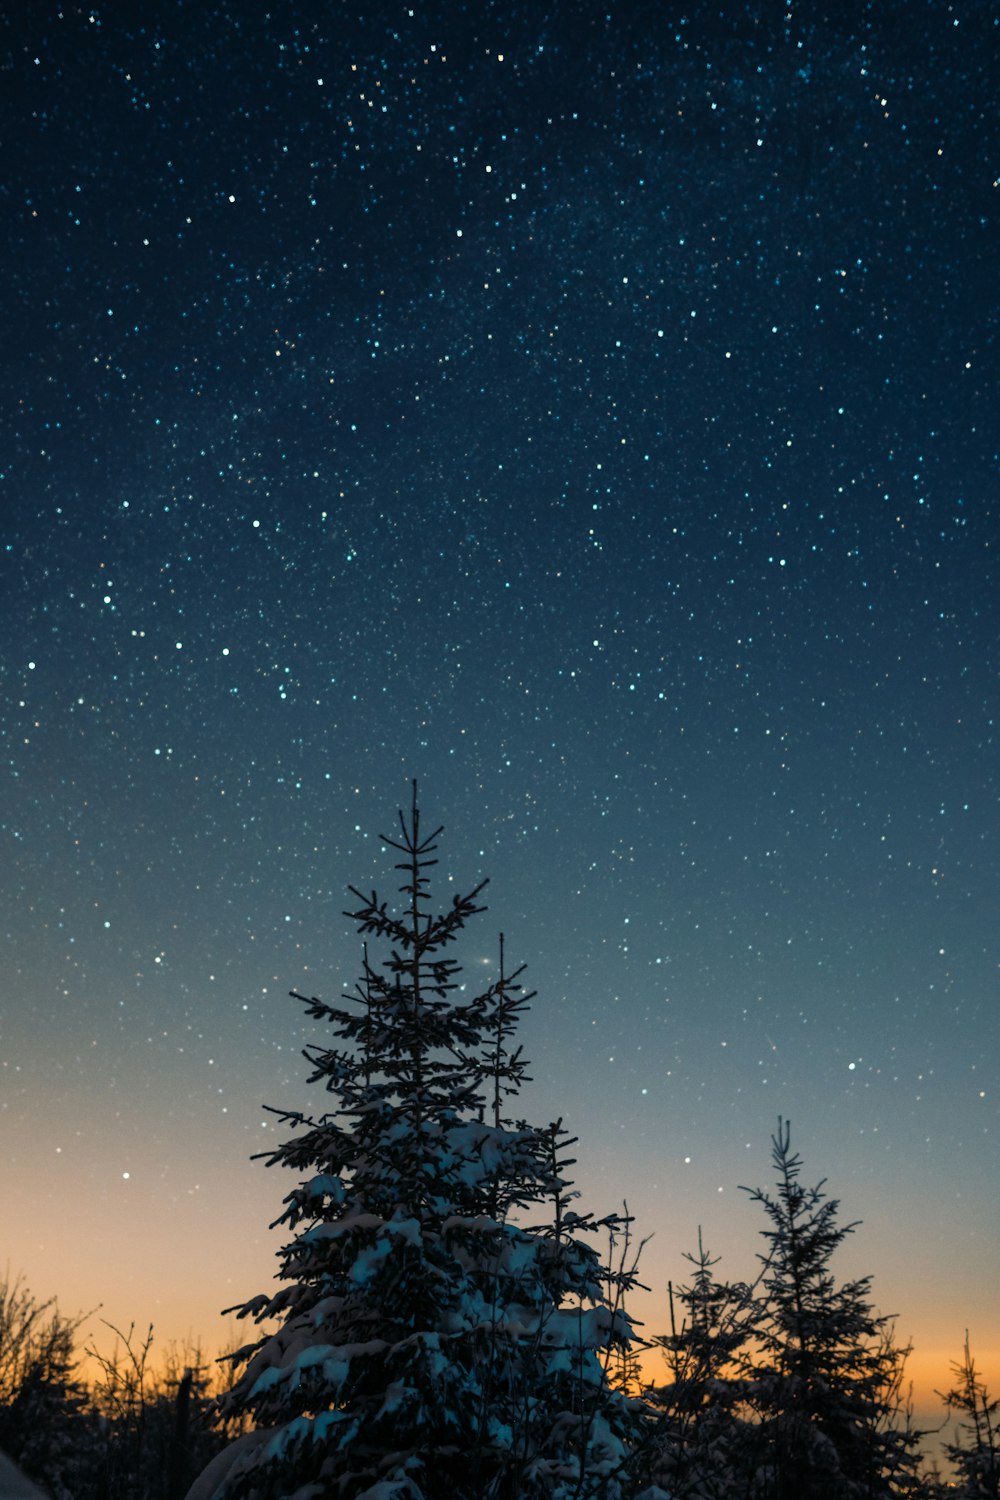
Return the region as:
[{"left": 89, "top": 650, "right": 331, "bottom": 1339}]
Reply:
[{"left": 213, "top": 787, "right": 641, "bottom": 1500}]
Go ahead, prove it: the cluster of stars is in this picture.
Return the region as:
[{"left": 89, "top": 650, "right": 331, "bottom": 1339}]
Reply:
[{"left": 1, "top": 0, "right": 996, "bottom": 1425}]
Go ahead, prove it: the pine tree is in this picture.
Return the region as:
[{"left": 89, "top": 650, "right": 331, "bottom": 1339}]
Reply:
[
  {"left": 741, "top": 1119, "right": 923, "bottom": 1500},
  {"left": 640, "top": 1233, "right": 761, "bottom": 1500},
  {"left": 212, "top": 785, "right": 640, "bottom": 1500},
  {"left": 0, "top": 1272, "right": 99, "bottom": 1499},
  {"left": 937, "top": 1335, "right": 999, "bottom": 1498}
]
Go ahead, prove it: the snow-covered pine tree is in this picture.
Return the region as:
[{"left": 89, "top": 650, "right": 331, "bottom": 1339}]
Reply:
[
  {"left": 742, "top": 1119, "right": 923, "bottom": 1500},
  {"left": 937, "top": 1335, "right": 999, "bottom": 1498},
  {"left": 211, "top": 786, "right": 640, "bottom": 1500}
]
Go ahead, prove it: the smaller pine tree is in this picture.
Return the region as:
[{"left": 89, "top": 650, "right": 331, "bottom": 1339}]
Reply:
[
  {"left": 642, "top": 1233, "right": 761, "bottom": 1499},
  {"left": 937, "top": 1335, "right": 999, "bottom": 1499}
]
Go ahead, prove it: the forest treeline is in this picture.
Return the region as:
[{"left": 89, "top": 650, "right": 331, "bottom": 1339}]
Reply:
[
  {"left": 2, "top": 1216, "right": 996, "bottom": 1498},
  {"left": 2, "top": 1213, "right": 996, "bottom": 1498},
  {"left": 7, "top": 793, "right": 997, "bottom": 1499}
]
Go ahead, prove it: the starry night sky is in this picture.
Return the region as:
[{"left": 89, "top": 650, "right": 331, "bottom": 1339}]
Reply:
[{"left": 3, "top": 0, "right": 997, "bottom": 1416}]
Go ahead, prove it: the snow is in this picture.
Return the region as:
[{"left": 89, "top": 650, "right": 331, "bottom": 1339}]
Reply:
[
  {"left": 0, "top": 1450, "right": 47, "bottom": 1499},
  {"left": 181, "top": 1428, "right": 274, "bottom": 1500}
]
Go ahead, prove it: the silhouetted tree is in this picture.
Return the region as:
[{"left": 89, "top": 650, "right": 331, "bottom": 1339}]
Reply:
[
  {"left": 85, "top": 1322, "right": 226, "bottom": 1500},
  {"left": 741, "top": 1119, "right": 923, "bottom": 1500},
  {"left": 938, "top": 1335, "right": 999, "bottom": 1498},
  {"left": 211, "top": 785, "right": 641, "bottom": 1500},
  {"left": 638, "top": 1233, "right": 761, "bottom": 1499},
  {"left": 0, "top": 1271, "right": 99, "bottom": 1497}
]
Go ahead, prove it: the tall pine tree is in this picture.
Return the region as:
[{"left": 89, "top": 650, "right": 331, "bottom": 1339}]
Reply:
[{"left": 210, "top": 786, "right": 639, "bottom": 1500}]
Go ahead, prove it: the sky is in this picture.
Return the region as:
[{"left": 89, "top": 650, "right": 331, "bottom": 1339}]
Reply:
[{"left": 2, "top": 0, "right": 997, "bottom": 1435}]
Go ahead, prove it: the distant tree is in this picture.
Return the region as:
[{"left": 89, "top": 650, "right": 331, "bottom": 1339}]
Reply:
[
  {"left": 937, "top": 1335, "right": 999, "bottom": 1498},
  {"left": 87, "top": 1321, "right": 227, "bottom": 1500},
  {"left": 160, "top": 1345, "right": 223, "bottom": 1500},
  {"left": 211, "top": 785, "right": 641, "bottom": 1500},
  {"left": 640, "top": 1232, "right": 762, "bottom": 1499},
  {"left": 86, "top": 1319, "right": 158, "bottom": 1497},
  {"left": 741, "top": 1119, "right": 924, "bottom": 1500},
  {"left": 0, "top": 1270, "right": 99, "bottom": 1497}
]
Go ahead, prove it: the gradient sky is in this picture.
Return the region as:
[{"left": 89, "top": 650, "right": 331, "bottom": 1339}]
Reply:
[{"left": 2, "top": 0, "right": 997, "bottom": 1436}]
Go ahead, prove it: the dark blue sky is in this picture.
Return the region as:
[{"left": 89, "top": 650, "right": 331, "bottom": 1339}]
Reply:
[{"left": 2, "top": 0, "right": 997, "bottom": 1414}]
